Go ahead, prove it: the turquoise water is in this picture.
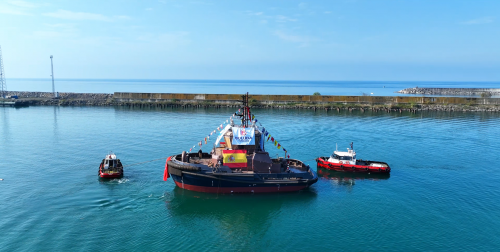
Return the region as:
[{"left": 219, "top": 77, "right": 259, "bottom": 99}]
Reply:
[
  {"left": 1, "top": 106, "right": 500, "bottom": 251},
  {"left": 7, "top": 78, "right": 500, "bottom": 97}
]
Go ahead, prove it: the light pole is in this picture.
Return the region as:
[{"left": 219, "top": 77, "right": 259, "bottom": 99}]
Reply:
[{"left": 50, "top": 55, "right": 57, "bottom": 98}]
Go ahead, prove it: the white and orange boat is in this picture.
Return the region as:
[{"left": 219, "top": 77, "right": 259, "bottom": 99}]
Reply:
[
  {"left": 98, "top": 152, "right": 124, "bottom": 178},
  {"left": 316, "top": 143, "right": 390, "bottom": 174}
]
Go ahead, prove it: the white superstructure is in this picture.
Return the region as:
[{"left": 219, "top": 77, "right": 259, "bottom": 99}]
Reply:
[{"left": 327, "top": 148, "right": 357, "bottom": 165}]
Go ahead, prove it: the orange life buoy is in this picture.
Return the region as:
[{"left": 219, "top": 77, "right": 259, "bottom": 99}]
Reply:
[{"left": 339, "top": 161, "right": 343, "bottom": 164}]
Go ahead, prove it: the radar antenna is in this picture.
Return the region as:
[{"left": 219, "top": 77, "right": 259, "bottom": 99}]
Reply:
[{"left": 240, "top": 92, "right": 251, "bottom": 127}]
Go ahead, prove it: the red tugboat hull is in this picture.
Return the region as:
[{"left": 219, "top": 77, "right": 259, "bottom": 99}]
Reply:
[
  {"left": 99, "top": 172, "right": 123, "bottom": 179},
  {"left": 98, "top": 163, "right": 123, "bottom": 178},
  {"left": 316, "top": 157, "right": 390, "bottom": 174}
]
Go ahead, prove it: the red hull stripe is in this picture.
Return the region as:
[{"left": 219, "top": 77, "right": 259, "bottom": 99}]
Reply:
[
  {"left": 174, "top": 181, "right": 307, "bottom": 193},
  {"left": 222, "top": 150, "right": 247, "bottom": 154},
  {"left": 226, "top": 163, "right": 247, "bottom": 168}
]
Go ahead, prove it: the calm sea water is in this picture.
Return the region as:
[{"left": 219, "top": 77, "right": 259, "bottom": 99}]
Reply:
[
  {"left": 6, "top": 78, "right": 500, "bottom": 97},
  {"left": 1, "top": 105, "right": 500, "bottom": 251}
]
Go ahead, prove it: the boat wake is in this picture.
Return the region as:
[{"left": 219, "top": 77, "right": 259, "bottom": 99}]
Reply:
[{"left": 117, "top": 178, "right": 129, "bottom": 184}]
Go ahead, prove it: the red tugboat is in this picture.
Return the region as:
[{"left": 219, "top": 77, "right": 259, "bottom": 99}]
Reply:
[
  {"left": 316, "top": 143, "right": 390, "bottom": 173},
  {"left": 99, "top": 152, "right": 123, "bottom": 178}
]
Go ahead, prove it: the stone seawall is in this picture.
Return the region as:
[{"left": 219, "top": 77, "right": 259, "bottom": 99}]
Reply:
[
  {"left": 397, "top": 87, "right": 500, "bottom": 96},
  {"left": 4, "top": 91, "right": 500, "bottom": 112},
  {"left": 113, "top": 92, "right": 500, "bottom": 105},
  {"left": 5, "top": 91, "right": 112, "bottom": 106}
]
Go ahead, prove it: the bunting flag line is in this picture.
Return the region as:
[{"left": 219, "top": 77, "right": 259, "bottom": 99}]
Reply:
[
  {"left": 274, "top": 140, "right": 277, "bottom": 146},
  {"left": 267, "top": 135, "right": 270, "bottom": 141},
  {"left": 271, "top": 137, "right": 274, "bottom": 142},
  {"left": 278, "top": 143, "right": 281, "bottom": 149}
]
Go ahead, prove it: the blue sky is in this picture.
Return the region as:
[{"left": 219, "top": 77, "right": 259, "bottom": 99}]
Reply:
[{"left": 0, "top": 0, "right": 499, "bottom": 81}]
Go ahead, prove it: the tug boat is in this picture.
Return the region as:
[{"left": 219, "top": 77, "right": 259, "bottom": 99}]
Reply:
[
  {"left": 163, "top": 93, "right": 318, "bottom": 193},
  {"left": 99, "top": 152, "right": 123, "bottom": 178},
  {"left": 316, "top": 143, "right": 390, "bottom": 173}
]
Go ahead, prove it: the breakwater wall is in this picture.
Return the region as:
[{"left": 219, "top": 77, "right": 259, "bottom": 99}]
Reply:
[
  {"left": 113, "top": 92, "right": 500, "bottom": 105},
  {"left": 112, "top": 92, "right": 500, "bottom": 112},
  {"left": 4, "top": 91, "right": 112, "bottom": 106},
  {"left": 397, "top": 87, "right": 500, "bottom": 96},
  {"left": 4, "top": 91, "right": 500, "bottom": 112}
]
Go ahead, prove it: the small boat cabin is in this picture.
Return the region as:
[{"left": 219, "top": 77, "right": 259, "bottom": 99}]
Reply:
[{"left": 328, "top": 148, "right": 356, "bottom": 165}]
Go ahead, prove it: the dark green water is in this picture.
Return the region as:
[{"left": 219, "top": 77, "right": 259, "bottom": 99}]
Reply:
[{"left": 1, "top": 106, "right": 499, "bottom": 251}]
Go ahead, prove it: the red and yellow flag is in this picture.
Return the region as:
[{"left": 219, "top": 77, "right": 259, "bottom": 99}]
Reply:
[{"left": 222, "top": 150, "right": 247, "bottom": 168}]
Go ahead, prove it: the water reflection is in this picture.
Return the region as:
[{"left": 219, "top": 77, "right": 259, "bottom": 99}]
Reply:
[
  {"left": 317, "top": 167, "right": 390, "bottom": 189},
  {"left": 1, "top": 108, "right": 9, "bottom": 143},
  {"left": 166, "top": 186, "right": 317, "bottom": 215},
  {"left": 164, "top": 187, "right": 317, "bottom": 242},
  {"left": 53, "top": 106, "right": 59, "bottom": 140}
]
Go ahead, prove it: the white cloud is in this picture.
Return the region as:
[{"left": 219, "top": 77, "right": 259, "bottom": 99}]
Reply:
[
  {"left": 136, "top": 32, "right": 191, "bottom": 49},
  {"left": 7, "top": 0, "right": 38, "bottom": 8},
  {"left": 276, "top": 15, "right": 297, "bottom": 23},
  {"left": 461, "top": 16, "right": 495, "bottom": 25},
  {"left": 324, "top": 11, "right": 332, "bottom": 14},
  {"left": 43, "top": 10, "right": 130, "bottom": 22},
  {"left": 145, "top": 7, "right": 153, "bottom": 11},
  {"left": 115, "top": 15, "right": 131, "bottom": 20},
  {"left": 0, "top": 6, "right": 30, "bottom": 15},
  {"left": 0, "top": 0, "right": 38, "bottom": 15},
  {"left": 246, "top": 11, "right": 263, "bottom": 16},
  {"left": 31, "top": 23, "right": 79, "bottom": 39},
  {"left": 298, "top": 2, "right": 307, "bottom": 9},
  {"left": 273, "top": 30, "right": 318, "bottom": 47},
  {"left": 190, "top": 1, "right": 213, "bottom": 5}
]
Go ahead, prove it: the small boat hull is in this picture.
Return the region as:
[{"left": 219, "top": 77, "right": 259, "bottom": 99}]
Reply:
[
  {"left": 98, "top": 163, "right": 123, "bottom": 179},
  {"left": 316, "top": 157, "right": 390, "bottom": 173},
  {"left": 99, "top": 172, "right": 123, "bottom": 179}
]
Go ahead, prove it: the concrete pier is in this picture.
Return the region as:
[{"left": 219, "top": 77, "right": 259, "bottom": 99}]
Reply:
[{"left": 4, "top": 91, "right": 500, "bottom": 112}]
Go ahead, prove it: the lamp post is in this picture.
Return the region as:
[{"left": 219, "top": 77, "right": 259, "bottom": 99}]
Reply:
[{"left": 50, "top": 55, "right": 57, "bottom": 98}]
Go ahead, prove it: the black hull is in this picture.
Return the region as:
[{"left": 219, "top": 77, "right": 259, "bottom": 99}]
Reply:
[{"left": 170, "top": 170, "right": 317, "bottom": 193}]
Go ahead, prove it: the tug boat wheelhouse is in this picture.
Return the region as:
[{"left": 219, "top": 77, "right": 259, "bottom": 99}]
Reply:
[
  {"left": 316, "top": 143, "right": 390, "bottom": 173},
  {"left": 164, "top": 93, "right": 318, "bottom": 193},
  {"left": 99, "top": 152, "right": 123, "bottom": 178}
]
